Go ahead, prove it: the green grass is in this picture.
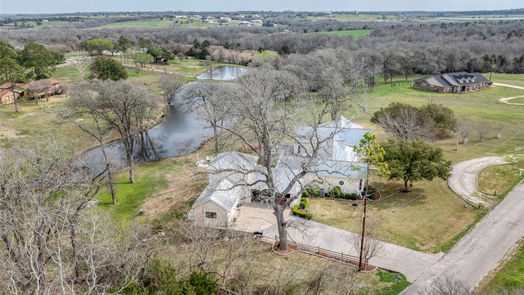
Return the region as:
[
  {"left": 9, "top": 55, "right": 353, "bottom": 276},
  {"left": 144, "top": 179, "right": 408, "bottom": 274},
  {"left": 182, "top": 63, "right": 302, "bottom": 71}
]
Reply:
[
  {"left": 309, "top": 177, "right": 480, "bottom": 252},
  {"left": 97, "top": 160, "right": 173, "bottom": 228},
  {"left": 492, "top": 73, "right": 524, "bottom": 88},
  {"left": 431, "top": 206, "right": 488, "bottom": 253},
  {"left": 478, "top": 162, "right": 524, "bottom": 196},
  {"left": 356, "top": 75, "right": 524, "bottom": 163},
  {"left": 483, "top": 240, "right": 524, "bottom": 292},
  {"left": 376, "top": 271, "right": 410, "bottom": 295},
  {"left": 90, "top": 18, "right": 175, "bottom": 29},
  {"left": 319, "top": 29, "right": 373, "bottom": 39},
  {"left": 508, "top": 97, "right": 524, "bottom": 104}
]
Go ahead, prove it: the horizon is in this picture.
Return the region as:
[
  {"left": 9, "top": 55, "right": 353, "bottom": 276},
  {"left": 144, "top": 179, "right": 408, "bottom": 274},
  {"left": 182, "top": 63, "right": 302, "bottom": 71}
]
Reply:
[{"left": 1, "top": 0, "right": 523, "bottom": 15}]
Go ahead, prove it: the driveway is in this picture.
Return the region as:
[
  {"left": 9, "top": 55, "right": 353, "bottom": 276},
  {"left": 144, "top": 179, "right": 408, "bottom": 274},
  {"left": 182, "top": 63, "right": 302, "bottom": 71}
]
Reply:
[
  {"left": 402, "top": 183, "right": 524, "bottom": 294},
  {"left": 448, "top": 156, "right": 508, "bottom": 206},
  {"left": 262, "top": 216, "right": 443, "bottom": 282}
]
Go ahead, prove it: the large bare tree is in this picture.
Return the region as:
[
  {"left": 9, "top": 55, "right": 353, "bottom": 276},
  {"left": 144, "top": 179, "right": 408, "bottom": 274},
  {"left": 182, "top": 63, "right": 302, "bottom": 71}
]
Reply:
[
  {"left": 65, "top": 82, "right": 119, "bottom": 204},
  {"left": 211, "top": 68, "right": 348, "bottom": 250},
  {"left": 181, "top": 82, "right": 236, "bottom": 154},
  {"left": 82, "top": 80, "right": 160, "bottom": 184},
  {"left": 0, "top": 140, "right": 152, "bottom": 294}
]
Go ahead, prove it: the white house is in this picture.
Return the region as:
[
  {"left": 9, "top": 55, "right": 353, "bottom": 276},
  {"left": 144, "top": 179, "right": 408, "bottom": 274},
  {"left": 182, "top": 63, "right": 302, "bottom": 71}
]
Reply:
[{"left": 189, "top": 116, "right": 370, "bottom": 228}]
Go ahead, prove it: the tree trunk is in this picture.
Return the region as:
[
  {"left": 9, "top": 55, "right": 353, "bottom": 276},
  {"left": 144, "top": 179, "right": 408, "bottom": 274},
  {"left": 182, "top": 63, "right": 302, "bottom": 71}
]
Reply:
[
  {"left": 403, "top": 179, "right": 409, "bottom": 192},
  {"left": 128, "top": 155, "right": 135, "bottom": 184},
  {"left": 275, "top": 204, "right": 288, "bottom": 250},
  {"left": 212, "top": 125, "right": 219, "bottom": 154}
]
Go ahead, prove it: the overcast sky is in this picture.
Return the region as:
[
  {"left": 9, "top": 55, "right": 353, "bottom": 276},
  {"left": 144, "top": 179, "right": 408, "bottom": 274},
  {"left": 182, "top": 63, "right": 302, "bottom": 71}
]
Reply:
[{"left": 1, "top": 0, "right": 522, "bottom": 14}]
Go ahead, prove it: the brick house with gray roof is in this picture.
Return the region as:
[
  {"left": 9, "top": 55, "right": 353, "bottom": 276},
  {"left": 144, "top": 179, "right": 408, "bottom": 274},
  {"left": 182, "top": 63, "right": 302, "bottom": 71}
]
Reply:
[{"left": 413, "top": 72, "right": 492, "bottom": 93}]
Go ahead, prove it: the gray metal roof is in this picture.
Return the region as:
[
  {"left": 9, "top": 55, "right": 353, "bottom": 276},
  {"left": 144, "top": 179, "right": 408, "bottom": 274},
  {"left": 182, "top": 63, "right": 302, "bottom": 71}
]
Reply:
[
  {"left": 192, "top": 177, "right": 243, "bottom": 212},
  {"left": 208, "top": 151, "right": 258, "bottom": 172}
]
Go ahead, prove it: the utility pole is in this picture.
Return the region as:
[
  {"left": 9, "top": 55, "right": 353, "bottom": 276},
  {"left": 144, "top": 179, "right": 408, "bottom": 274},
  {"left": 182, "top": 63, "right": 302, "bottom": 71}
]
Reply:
[{"left": 358, "top": 164, "right": 369, "bottom": 271}]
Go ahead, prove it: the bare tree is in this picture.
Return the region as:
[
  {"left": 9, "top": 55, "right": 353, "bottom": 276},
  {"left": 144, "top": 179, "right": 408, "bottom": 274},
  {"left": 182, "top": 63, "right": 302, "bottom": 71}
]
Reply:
[
  {"left": 74, "top": 56, "right": 91, "bottom": 81},
  {"left": 88, "top": 80, "right": 160, "bottom": 183},
  {"left": 476, "top": 120, "right": 493, "bottom": 142},
  {"left": 372, "top": 103, "right": 437, "bottom": 141},
  {"left": 423, "top": 276, "right": 470, "bottom": 295},
  {"left": 181, "top": 82, "right": 236, "bottom": 154},
  {"left": 65, "top": 82, "right": 118, "bottom": 204},
  {"left": 353, "top": 215, "right": 383, "bottom": 271},
  {"left": 210, "top": 68, "right": 349, "bottom": 250},
  {"left": 456, "top": 118, "right": 473, "bottom": 149},
  {"left": 159, "top": 74, "right": 184, "bottom": 103}
]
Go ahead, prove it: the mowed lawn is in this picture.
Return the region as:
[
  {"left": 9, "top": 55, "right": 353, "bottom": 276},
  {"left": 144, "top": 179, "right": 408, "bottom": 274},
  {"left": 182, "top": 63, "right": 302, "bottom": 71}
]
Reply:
[
  {"left": 90, "top": 18, "right": 175, "bottom": 29},
  {"left": 309, "top": 177, "right": 485, "bottom": 252},
  {"left": 319, "top": 29, "right": 373, "bottom": 39},
  {"left": 311, "top": 73, "right": 524, "bottom": 252},
  {"left": 477, "top": 161, "right": 524, "bottom": 196},
  {"left": 482, "top": 240, "right": 524, "bottom": 292},
  {"left": 356, "top": 74, "right": 524, "bottom": 163}
]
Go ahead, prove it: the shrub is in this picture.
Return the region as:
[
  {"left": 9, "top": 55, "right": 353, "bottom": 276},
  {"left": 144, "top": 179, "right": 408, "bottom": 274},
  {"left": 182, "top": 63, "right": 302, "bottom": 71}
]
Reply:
[
  {"left": 306, "top": 185, "right": 320, "bottom": 197},
  {"left": 301, "top": 191, "right": 309, "bottom": 198},
  {"left": 292, "top": 205, "right": 312, "bottom": 219},
  {"left": 331, "top": 186, "right": 342, "bottom": 198},
  {"left": 299, "top": 197, "right": 309, "bottom": 209}
]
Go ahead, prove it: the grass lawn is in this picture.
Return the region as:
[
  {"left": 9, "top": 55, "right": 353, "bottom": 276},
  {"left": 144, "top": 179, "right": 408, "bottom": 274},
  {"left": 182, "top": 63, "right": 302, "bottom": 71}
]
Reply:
[
  {"left": 482, "top": 240, "right": 524, "bottom": 292},
  {"left": 491, "top": 73, "right": 524, "bottom": 88},
  {"left": 477, "top": 162, "right": 524, "bottom": 196},
  {"left": 508, "top": 97, "right": 524, "bottom": 104},
  {"left": 319, "top": 29, "right": 373, "bottom": 39},
  {"left": 357, "top": 75, "right": 524, "bottom": 163},
  {"left": 308, "top": 177, "right": 484, "bottom": 252},
  {"left": 0, "top": 95, "right": 99, "bottom": 150},
  {"left": 96, "top": 142, "right": 211, "bottom": 228},
  {"left": 90, "top": 18, "right": 175, "bottom": 29}
]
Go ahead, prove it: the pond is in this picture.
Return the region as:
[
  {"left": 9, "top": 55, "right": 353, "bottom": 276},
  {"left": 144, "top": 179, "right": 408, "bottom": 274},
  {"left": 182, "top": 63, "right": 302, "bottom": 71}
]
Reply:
[
  {"left": 81, "top": 82, "right": 220, "bottom": 175},
  {"left": 196, "top": 66, "right": 247, "bottom": 81}
]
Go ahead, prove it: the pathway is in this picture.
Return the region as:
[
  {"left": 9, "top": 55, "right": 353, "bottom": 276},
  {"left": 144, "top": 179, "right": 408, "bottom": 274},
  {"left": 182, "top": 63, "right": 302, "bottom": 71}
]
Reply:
[
  {"left": 402, "top": 183, "right": 524, "bottom": 294},
  {"left": 262, "top": 216, "right": 443, "bottom": 282},
  {"left": 448, "top": 156, "right": 508, "bottom": 207},
  {"left": 494, "top": 83, "right": 524, "bottom": 106}
]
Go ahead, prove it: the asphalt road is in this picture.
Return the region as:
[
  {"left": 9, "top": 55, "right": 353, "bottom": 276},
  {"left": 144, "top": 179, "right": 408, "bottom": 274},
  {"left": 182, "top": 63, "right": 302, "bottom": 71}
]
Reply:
[{"left": 402, "top": 183, "right": 524, "bottom": 294}]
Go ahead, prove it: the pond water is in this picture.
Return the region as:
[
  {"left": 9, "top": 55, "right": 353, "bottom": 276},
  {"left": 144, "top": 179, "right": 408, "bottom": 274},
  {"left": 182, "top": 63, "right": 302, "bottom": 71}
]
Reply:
[
  {"left": 81, "top": 82, "right": 218, "bottom": 175},
  {"left": 196, "top": 66, "right": 247, "bottom": 81}
]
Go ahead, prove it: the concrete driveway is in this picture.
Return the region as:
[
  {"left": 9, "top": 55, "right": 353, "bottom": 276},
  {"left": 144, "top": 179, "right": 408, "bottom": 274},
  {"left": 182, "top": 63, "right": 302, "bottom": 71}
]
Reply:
[
  {"left": 448, "top": 156, "right": 508, "bottom": 206},
  {"left": 402, "top": 183, "right": 524, "bottom": 294},
  {"left": 262, "top": 217, "right": 443, "bottom": 282}
]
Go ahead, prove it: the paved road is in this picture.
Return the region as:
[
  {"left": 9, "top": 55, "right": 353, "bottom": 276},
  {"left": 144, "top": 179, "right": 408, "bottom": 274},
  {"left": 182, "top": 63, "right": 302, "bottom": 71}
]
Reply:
[
  {"left": 262, "top": 216, "right": 443, "bottom": 282},
  {"left": 494, "top": 82, "right": 524, "bottom": 90},
  {"left": 402, "top": 183, "right": 524, "bottom": 294},
  {"left": 448, "top": 156, "right": 508, "bottom": 207}
]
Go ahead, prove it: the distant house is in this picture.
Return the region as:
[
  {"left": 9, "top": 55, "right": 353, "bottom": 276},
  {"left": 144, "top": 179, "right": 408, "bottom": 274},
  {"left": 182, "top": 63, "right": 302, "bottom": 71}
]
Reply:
[
  {"left": 0, "top": 83, "right": 25, "bottom": 105},
  {"left": 25, "top": 78, "right": 63, "bottom": 99},
  {"left": 189, "top": 116, "right": 369, "bottom": 228},
  {"left": 219, "top": 17, "right": 231, "bottom": 23},
  {"left": 413, "top": 72, "right": 492, "bottom": 93}
]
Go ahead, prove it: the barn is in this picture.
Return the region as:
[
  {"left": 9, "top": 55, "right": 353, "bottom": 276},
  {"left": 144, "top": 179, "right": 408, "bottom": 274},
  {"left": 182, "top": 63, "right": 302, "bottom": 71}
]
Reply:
[{"left": 413, "top": 72, "right": 492, "bottom": 93}]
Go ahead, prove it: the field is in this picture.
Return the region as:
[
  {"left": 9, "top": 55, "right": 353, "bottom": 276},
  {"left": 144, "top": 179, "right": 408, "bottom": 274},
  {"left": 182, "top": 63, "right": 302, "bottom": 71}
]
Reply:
[
  {"left": 482, "top": 240, "right": 524, "bottom": 292},
  {"left": 308, "top": 178, "right": 485, "bottom": 252},
  {"left": 477, "top": 162, "right": 524, "bottom": 196},
  {"left": 90, "top": 18, "right": 175, "bottom": 29},
  {"left": 356, "top": 74, "right": 524, "bottom": 163},
  {"left": 319, "top": 29, "right": 373, "bottom": 39}
]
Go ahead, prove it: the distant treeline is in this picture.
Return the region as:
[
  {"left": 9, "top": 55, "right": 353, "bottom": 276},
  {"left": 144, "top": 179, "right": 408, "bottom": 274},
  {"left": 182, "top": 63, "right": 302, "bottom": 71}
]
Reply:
[{"left": 1, "top": 17, "right": 523, "bottom": 74}]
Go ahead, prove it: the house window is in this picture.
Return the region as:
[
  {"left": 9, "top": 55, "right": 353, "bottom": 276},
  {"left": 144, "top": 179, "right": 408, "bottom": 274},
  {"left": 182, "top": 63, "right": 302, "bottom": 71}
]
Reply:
[
  {"left": 205, "top": 211, "right": 217, "bottom": 219},
  {"left": 339, "top": 181, "right": 344, "bottom": 185}
]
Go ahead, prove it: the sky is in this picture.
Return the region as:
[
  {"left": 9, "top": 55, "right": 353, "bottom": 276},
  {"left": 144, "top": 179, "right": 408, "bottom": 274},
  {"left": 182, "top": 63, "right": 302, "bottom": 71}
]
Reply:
[{"left": 0, "top": 0, "right": 522, "bottom": 14}]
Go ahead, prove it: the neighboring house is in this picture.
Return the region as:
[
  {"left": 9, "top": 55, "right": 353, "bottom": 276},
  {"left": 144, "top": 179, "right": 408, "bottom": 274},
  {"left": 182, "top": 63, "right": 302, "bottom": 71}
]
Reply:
[
  {"left": 189, "top": 116, "right": 370, "bottom": 228},
  {"left": 413, "top": 72, "right": 492, "bottom": 93},
  {"left": 0, "top": 83, "right": 25, "bottom": 105},
  {"left": 25, "top": 78, "right": 63, "bottom": 99}
]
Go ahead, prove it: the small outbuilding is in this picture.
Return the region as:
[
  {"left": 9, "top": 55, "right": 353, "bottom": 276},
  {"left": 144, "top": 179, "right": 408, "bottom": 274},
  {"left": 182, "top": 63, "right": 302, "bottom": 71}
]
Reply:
[{"left": 413, "top": 72, "right": 492, "bottom": 93}]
